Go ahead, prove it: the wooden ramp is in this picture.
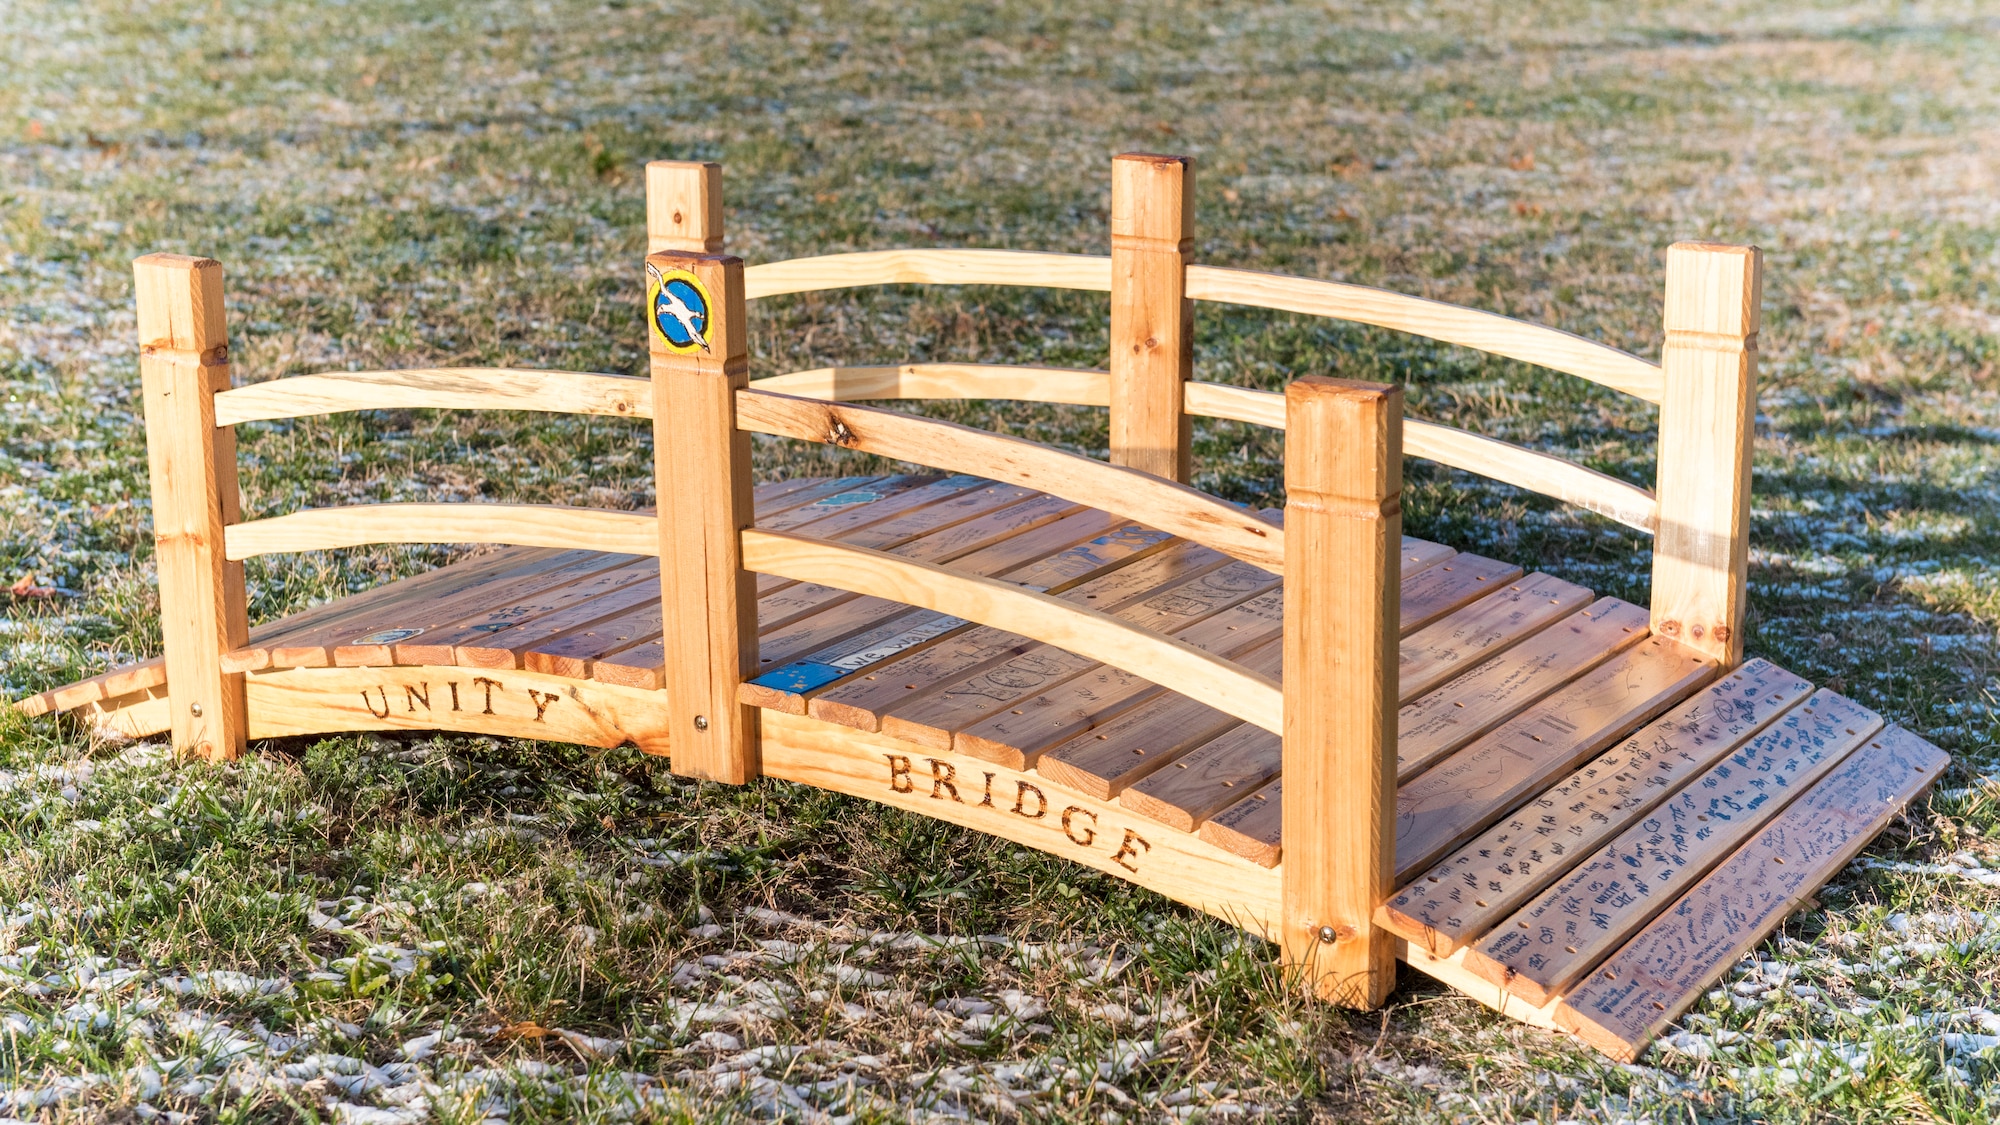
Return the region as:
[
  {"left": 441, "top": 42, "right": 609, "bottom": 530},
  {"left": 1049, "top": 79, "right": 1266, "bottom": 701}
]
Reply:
[{"left": 16, "top": 474, "right": 1946, "bottom": 1062}]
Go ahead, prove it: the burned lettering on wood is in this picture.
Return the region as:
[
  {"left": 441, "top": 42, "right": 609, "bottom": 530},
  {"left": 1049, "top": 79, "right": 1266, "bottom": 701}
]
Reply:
[{"left": 877, "top": 754, "right": 1153, "bottom": 873}]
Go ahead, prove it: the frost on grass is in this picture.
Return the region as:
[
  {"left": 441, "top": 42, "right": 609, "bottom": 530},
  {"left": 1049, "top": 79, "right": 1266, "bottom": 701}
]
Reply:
[{"left": 5, "top": 0, "right": 2000, "bottom": 1121}]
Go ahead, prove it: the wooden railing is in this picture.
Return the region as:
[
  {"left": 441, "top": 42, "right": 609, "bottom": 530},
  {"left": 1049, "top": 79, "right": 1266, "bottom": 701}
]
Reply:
[
  {"left": 734, "top": 388, "right": 1284, "bottom": 571},
  {"left": 740, "top": 529, "right": 1283, "bottom": 733}
]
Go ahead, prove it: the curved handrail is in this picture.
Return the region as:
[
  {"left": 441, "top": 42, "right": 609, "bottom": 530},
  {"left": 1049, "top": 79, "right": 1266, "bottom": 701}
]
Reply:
[
  {"left": 223, "top": 504, "right": 657, "bottom": 560},
  {"left": 735, "top": 388, "right": 1284, "bottom": 571},
  {"left": 214, "top": 368, "right": 652, "bottom": 426},
  {"left": 744, "top": 249, "right": 1113, "bottom": 300},
  {"left": 749, "top": 363, "right": 1111, "bottom": 406},
  {"left": 741, "top": 528, "right": 1283, "bottom": 734},
  {"left": 1182, "top": 381, "right": 1659, "bottom": 533},
  {"left": 1185, "top": 265, "right": 1664, "bottom": 403}
]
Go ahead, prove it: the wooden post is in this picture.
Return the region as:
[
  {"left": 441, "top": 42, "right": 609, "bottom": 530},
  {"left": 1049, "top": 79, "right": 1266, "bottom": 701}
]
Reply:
[
  {"left": 135, "top": 253, "right": 248, "bottom": 761},
  {"left": 647, "top": 161, "right": 724, "bottom": 254},
  {"left": 1280, "top": 375, "right": 1401, "bottom": 1007},
  {"left": 1109, "top": 153, "right": 1194, "bottom": 482},
  {"left": 1651, "top": 243, "right": 1761, "bottom": 667},
  {"left": 648, "top": 249, "right": 759, "bottom": 782}
]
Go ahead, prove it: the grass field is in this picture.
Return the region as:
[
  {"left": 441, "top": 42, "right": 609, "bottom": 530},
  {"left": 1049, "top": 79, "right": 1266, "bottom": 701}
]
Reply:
[{"left": 3, "top": 0, "right": 1999, "bottom": 1120}]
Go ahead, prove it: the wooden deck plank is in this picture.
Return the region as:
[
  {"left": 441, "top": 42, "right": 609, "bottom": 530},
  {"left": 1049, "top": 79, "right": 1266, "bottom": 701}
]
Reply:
[
  {"left": 793, "top": 541, "right": 1240, "bottom": 726},
  {"left": 741, "top": 532, "right": 1216, "bottom": 715},
  {"left": 1464, "top": 690, "right": 1884, "bottom": 1007},
  {"left": 1396, "top": 598, "right": 1652, "bottom": 780},
  {"left": 344, "top": 551, "right": 642, "bottom": 666},
  {"left": 1038, "top": 638, "right": 1281, "bottom": 799},
  {"left": 1555, "top": 726, "right": 1947, "bottom": 1061},
  {"left": 1378, "top": 658, "right": 1811, "bottom": 956},
  {"left": 394, "top": 557, "right": 663, "bottom": 665},
  {"left": 590, "top": 492, "right": 1088, "bottom": 688},
  {"left": 1197, "top": 637, "right": 1717, "bottom": 871},
  {"left": 232, "top": 547, "right": 584, "bottom": 670},
  {"left": 749, "top": 507, "right": 1160, "bottom": 672},
  {"left": 1397, "top": 573, "right": 1595, "bottom": 703},
  {"left": 753, "top": 480, "right": 1046, "bottom": 632},
  {"left": 879, "top": 587, "right": 1287, "bottom": 751},
  {"left": 1031, "top": 553, "right": 1524, "bottom": 796},
  {"left": 888, "top": 543, "right": 1485, "bottom": 762},
  {"left": 751, "top": 474, "right": 937, "bottom": 532}
]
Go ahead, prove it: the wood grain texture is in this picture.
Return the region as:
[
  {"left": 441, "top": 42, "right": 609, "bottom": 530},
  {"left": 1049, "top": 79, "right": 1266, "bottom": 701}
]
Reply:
[
  {"left": 1380, "top": 658, "right": 1810, "bottom": 957},
  {"left": 743, "top": 249, "right": 1113, "bottom": 300},
  {"left": 1556, "top": 725, "right": 1947, "bottom": 1061},
  {"left": 1397, "top": 573, "right": 1595, "bottom": 703},
  {"left": 135, "top": 253, "right": 248, "bottom": 760},
  {"left": 1280, "top": 376, "right": 1402, "bottom": 1007},
  {"left": 242, "top": 663, "right": 676, "bottom": 755},
  {"left": 1650, "top": 243, "right": 1761, "bottom": 665},
  {"left": 735, "top": 389, "right": 1284, "bottom": 569},
  {"left": 223, "top": 504, "right": 658, "bottom": 560},
  {"left": 1467, "top": 689, "right": 1882, "bottom": 1006},
  {"left": 1109, "top": 153, "right": 1194, "bottom": 481},
  {"left": 1183, "top": 266, "right": 1664, "bottom": 402},
  {"left": 1397, "top": 598, "right": 1652, "bottom": 781},
  {"left": 756, "top": 709, "right": 1281, "bottom": 939},
  {"left": 801, "top": 540, "right": 1238, "bottom": 731},
  {"left": 749, "top": 363, "right": 1109, "bottom": 406},
  {"left": 650, "top": 251, "right": 759, "bottom": 783},
  {"left": 1182, "top": 382, "right": 1662, "bottom": 533},
  {"left": 213, "top": 368, "right": 651, "bottom": 427},
  {"left": 741, "top": 529, "right": 1285, "bottom": 734},
  {"left": 646, "top": 160, "right": 724, "bottom": 253}
]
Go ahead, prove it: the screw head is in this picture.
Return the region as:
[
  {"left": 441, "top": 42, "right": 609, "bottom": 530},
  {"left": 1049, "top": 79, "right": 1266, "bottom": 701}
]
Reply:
[
  {"left": 1317, "top": 925, "right": 1338, "bottom": 944},
  {"left": 693, "top": 715, "right": 709, "bottom": 732},
  {"left": 189, "top": 702, "right": 203, "bottom": 717}
]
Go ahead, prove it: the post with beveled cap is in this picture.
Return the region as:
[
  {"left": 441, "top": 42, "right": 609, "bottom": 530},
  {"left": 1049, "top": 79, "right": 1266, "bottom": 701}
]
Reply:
[
  {"left": 1281, "top": 375, "right": 1401, "bottom": 1007},
  {"left": 135, "top": 253, "right": 249, "bottom": 761},
  {"left": 1109, "top": 153, "right": 1195, "bottom": 482},
  {"left": 1651, "top": 243, "right": 1762, "bottom": 667},
  {"left": 647, "top": 160, "right": 725, "bottom": 254},
  {"left": 647, "top": 248, "right": 759, "bottom": 782}
]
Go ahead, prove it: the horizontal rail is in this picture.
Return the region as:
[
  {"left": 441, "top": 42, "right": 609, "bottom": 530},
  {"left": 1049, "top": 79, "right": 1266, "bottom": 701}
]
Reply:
[
  {"left": 736, "top": 388, "right": 1284, "bottom": 570},
  {"left": 749, "top": 363, "right": 1110, "bottom": 405},
  {"left": 1184, "top": 265, "right": 1664, "bottom": 403},
  {"left": 1184, "top": 382, "right": 1659, "bottom": 533},
  {"left": 744, "top": 249, "right": 1113, "bottom": 300},
  {"left": 741, "top": 529, "right": 1283, "bottom": 734},
  {"left": 214, "top": 368, "right": 652, "bottom": 426},
  {"left": 223, "top": 504, "right": 658, "bottom": 560}
]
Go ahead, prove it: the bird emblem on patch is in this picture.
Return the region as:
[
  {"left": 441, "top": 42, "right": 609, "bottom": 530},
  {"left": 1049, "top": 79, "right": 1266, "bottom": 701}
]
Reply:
[{"left": 646, "top": 262, "right": 712, "bottom": 354}]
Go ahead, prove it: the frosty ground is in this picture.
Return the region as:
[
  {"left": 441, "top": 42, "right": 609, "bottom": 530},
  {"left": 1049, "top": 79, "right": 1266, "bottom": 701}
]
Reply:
[{"left": 2, "top": 0, "right": 1998, "bottom": 1121}]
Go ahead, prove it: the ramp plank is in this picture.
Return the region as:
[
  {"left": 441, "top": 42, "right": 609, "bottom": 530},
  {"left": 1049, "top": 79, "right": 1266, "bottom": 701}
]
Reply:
[
  {"left": 1465, "top": 690, "right": 1884, "bottom": 1007},
  {"left": 1379, "top": 658, "right": 1811, "bottom": 956},
  {"left": 1557, "top": 726, "right": 1946, "bottom": 1061}
]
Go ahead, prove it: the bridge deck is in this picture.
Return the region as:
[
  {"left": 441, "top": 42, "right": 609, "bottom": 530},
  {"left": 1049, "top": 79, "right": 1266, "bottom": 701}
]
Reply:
[{"left": 15, "top": 474, "right": 1945, "bottom": 1060}]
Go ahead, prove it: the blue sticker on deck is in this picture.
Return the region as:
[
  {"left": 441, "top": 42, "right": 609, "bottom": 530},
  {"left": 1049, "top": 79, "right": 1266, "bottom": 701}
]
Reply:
[
  {"left": 752, "top": 661, "right": 852, "bottom": 694},
  {"left": 352, "top": 628, "right": 423, "bottom": 644}
]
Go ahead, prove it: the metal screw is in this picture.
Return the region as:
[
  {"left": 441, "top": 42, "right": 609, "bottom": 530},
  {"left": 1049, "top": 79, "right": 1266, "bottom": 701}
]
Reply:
[
  {"left": 189, "top": 702, "right": 203, "bottom": 717},
  {"left": 1317, "top": 925, "right": 1338, "bottom": 944},
  {"left": 693, "top": 715, "right": 709, "bottom": 731}
]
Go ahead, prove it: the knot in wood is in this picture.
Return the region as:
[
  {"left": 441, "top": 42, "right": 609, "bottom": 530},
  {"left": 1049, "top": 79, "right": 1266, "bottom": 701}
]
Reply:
[{"left": 826, "top": 420, "right": 857, "bottom": 447}]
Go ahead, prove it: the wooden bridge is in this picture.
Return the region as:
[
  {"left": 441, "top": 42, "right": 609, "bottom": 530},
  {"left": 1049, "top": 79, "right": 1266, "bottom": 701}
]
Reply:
[{"left": 14, "top": 156, "right": 1946, "bottom": 1062}]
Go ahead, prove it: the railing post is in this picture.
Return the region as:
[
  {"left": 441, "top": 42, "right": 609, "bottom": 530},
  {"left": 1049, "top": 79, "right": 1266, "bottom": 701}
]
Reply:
[
  {"left": 648, "top": 247, "right": 759, "bottom": 783},
  {"left": 1651, "top": 242, "right": 1761, "bottom": 667},
  {"left": 647, "top": 160, "right": 725, "bottom": 254},
  {"left": 135, "top": 253, "right": 248, "bottom": 761},
  {"left": 1109, "top": 152, "right": 1194, "bottom": 482},
  {"left": 1281, "top": 375, "right": 1401, "bottom": 1007}
]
